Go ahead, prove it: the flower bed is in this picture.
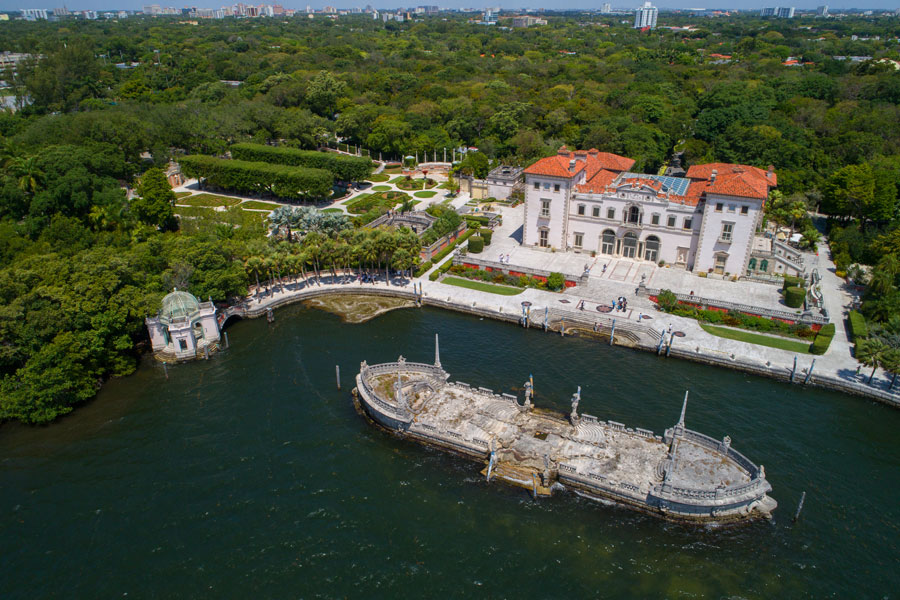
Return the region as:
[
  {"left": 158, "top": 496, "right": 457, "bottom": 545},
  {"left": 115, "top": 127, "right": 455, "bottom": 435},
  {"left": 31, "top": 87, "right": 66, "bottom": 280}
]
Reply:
[{"left": 447, "top": 265, "right": 565, "bottom": 292}]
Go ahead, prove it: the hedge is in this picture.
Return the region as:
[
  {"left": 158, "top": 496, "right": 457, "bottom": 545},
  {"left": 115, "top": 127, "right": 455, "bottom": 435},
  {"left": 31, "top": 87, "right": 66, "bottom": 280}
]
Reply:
[
  {"left": 429, "top": 258, "right": 454, "bottom": 281},
  {"left": 783, "top": 275, "right": 804, "bottom": 291},
  {"left": 809, "top": 330, "right": 834, "bottom": 354},
  {"left": 414, "top": 260, "right": 433, "bottom": 277},
  {"left": 784, "top": 286, "right": 805, "bottom": 308},
  {"left": 465, "top": 215, "right": 490, "bottom": 228},
  {"left": 230, "top": 143, "right": 373, "bottom": 181},
  {"left": 468, "top": 236, "right": 484, "bottom": 253},
  {"left": 479, "top": 228, "right": 493, "bottom": 246},
  {"left": 179, "top": 155, "right": 333, "bottom": 199},
  {"left": 430, "top": 229, "right": 474, "bottom": 265},
  {"left": 848, "top": 311, "right": 868, "bottom": 341}
]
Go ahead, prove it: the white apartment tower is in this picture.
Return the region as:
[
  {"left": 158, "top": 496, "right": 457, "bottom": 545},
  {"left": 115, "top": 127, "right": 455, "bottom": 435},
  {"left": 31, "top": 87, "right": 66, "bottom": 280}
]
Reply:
[{"left": 634, "top": 2, "right": 657, "bottom": 29}]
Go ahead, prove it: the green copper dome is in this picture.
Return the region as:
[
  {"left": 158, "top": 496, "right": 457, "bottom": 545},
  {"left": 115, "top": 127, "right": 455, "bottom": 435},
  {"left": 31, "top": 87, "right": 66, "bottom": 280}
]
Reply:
[{"left": 160, "top": 289, "right": 201, "bottom": 321}]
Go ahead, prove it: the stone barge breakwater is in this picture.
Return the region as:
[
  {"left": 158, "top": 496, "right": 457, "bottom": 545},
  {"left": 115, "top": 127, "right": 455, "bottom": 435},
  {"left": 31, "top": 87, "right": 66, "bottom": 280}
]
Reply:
[{"left": 353, "top": 338, "right": 777, "bottom": 524}]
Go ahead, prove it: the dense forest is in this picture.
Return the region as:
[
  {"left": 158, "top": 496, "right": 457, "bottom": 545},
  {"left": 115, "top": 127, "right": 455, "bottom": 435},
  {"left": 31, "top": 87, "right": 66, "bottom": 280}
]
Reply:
[{"left": 1, "top": 12, "right": 900, "bottom": 423}]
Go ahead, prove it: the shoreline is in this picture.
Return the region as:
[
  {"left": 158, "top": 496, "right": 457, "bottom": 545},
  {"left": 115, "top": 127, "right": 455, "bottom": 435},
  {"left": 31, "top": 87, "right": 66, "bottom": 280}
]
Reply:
[{"left": 227, "top": 278, "right": 900, "bottom": 410}]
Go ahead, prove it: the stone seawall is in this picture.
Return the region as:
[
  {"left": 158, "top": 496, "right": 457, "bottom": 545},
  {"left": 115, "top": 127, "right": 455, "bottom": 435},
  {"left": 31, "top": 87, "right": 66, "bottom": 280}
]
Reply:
[{"left": 229, "top": 283, "right": 900, "bottom": 410}]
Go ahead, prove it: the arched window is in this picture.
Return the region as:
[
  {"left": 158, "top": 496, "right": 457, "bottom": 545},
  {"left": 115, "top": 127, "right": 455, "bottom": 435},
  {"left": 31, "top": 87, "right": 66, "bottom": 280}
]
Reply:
[
  {"left": 623, "top": 232, "right": 638, "bottom": 258},
  {"left": 748, "top": 258, "right": 757, "bottom": 271},
  {"left": 601, "top": 230, "right": 616, "bottom": 255},
  {"left": 628, "top": 205, "right": 641, "bottom": 224},
  {"left": 760, "top": 259, "right": 769, "bottom": 272},
  {"left": 644, "top": 235, "right": 660, "bottom": 262}
]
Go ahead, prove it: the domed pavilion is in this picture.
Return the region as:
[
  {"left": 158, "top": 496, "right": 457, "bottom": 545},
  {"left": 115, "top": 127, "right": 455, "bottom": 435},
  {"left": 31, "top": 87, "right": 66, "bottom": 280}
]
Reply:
[{"left": 145, "top": 289, "right": 221, "bottom": 361}]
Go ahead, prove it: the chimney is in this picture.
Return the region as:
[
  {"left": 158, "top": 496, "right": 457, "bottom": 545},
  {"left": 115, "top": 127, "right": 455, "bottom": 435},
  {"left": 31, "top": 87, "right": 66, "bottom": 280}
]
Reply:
[
  {"left": 558, "top": 145, "right": 569, "bottom": 156},
  {"left": 767, "top": 164, "right": 774, "bottom": 179},
  {"left": 588, "top": 148, "right": 599, "bottom": 156},
  {"left": 710, "top": 169, "right": 717, "bottom": 183},
  {"left": 569, "top": 159, "right": 577, "bottom": 172}
]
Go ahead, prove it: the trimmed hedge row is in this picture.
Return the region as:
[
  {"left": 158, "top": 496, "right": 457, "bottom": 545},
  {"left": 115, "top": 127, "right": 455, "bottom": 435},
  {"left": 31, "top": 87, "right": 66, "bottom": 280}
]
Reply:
[
  {"left": 230, "top": 143, "right": 373, "bottom": 181},
  {"left": 414, "top": 260, "right": 433, "bottom": 278},
  {"left": 479, "top": 228, "right": 493, "bottom": 246},
  {"left": 810, "top": 323, "right": 835, "bottom": 355},
  {"left": 782, "top": 275, "right": 804, "bottom": 290},
  {"left": 784, "top": 286, "right": 805, "bottom": 308},
  {"left": 429, "top": 257, "right": 455, "bottom": 281},
  {"left": 848, "top": 310, "right": 868, "bottom": 341},
  {"left": 179, "top": 155, "right": 333, "bottom": 199},
  {"left": 468, "top": 236, "right": 484, "bottom": 253}
]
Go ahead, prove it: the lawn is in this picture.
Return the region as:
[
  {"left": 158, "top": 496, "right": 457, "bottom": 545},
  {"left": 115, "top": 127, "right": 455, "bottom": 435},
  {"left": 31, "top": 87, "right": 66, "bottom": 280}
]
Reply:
[
  {"left": 175, "top": 206, "right": 216, "bottom": 217},
  {"left": 367, "top": 173, "right": 390, "bottom": 182},
  {"left": 241, "top": 200, "right": 282, "bottom": 210},
  {"left": 346, "top": 191, "right": 410, "bottom": 214},
  {"left": 382, "top": 167, "right": 403, "bottom": 174},
  {"left": 174, "top": 191, "right": 193, "bottom": 199},
  {"left": 321, "top": 208, "right": 344, "bottom": 214},
  {"left": 414, "top": 190, "right": 438, "bottom": 198},
  {"left": 441, "top": 276, "right": 524, "bottom": 296},
  {"left": 178, "top": 193, "right": 241, "bottom": 207},
  {"left": 699, "top": 324, "right": 811, "bottom": 354},
  {"left": 372, "top": 185, "right": 391, "bottom": 192},
  {"left": 388, "top": 176, "right": 407, "bottom": 185}
]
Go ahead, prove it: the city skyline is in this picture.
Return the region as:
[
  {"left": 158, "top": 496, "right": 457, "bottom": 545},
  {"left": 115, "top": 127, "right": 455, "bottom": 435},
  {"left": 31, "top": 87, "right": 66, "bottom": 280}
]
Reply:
[{"left": 3, "top": 1, "right": 900, "bottom": 14}]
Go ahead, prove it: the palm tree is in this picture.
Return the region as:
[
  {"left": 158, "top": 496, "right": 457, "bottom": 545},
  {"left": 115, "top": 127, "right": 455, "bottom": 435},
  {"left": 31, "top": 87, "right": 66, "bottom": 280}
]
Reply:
[
  {"left": 881, "top": 347, "right": 900, "bottom": 391},
  {"left": 6, "top": 155, "right": 43, "bottom": 196},
  {"left": 360, "top": 238, "right": 378, "bottom": 280},
  {"left": 856, "top": 338, "right": 889, "bottom": 384},
  {"left": 392, "top": 248, "right": 412, "bottom": 282},
  {"left": 245, "top": 256, "right": 263, "bottom": 296}
]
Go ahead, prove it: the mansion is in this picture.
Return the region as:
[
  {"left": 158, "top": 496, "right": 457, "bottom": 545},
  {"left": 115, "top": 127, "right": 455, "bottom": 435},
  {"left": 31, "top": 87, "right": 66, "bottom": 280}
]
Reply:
[{"left": 523, "top": 147, "right": 785, "bottom": 277}]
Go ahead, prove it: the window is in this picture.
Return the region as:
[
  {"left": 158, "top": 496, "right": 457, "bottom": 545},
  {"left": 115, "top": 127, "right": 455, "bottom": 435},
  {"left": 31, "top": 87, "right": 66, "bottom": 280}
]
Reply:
[
  {"left": 683, "top": 218, "right": 692, "bottom": 230},
  {"left": 667, "top": 215, "right": 676, "bottom": 227},
  {"left": 741, "top": 205, "right": 749, "bottom": 215},
  {"left": 748, "top": 257, "right": 757, "bottom": 271},
  {"left": 543, "top": 182, "right": 551, "bottom": 190},
  {"left": 592, "top": 206, "right": 601, "bottom": 218},
  {"left": 577, "top": 204, "right": 585, "bottom": 216},
  {"left": 715, "top": 203, "right": 723, "bottom": 212},
  {"left": 539, "top": 229, "right": 549, "bottom": 248},
  {"left": 627, "top": 206, "right": 640, "bottom": 224},
  {"left": 714, "top": 254, "right": 727, "bottom": 275},
  {"left": 179, "top": 339, "right": 188, "bottom": 351},
  {"left": 622, "top": 232, "right": 638, "bottom": 258},
  {"left": 540, "top": 199, "right": 551, "bottom": 217},
  {"left": 607, "top": 208, "right": 616, "bottom": 220},
  {"left": 721, "top": 222, "right": 734, "bottom": 242},
  {"left": 644, "top": 236, "right": 660, "bottom": 262},
  {"left": 728, "top": 204, "right": 736, "bottom": 212},
  {"left": 554, "top": 184, "right": 561, "bottom": 192},
  {"left": 574, "top": 233, "right": 583, "bottom": 248},
  {"left": 651, "top": 214, "right": 660, "bottom": 226},
  {"left": 601, "top": 230, "right": 616, "bottom": 254},
  {"left": 534, "top": 181, "right": 540, "bottom": 190}
]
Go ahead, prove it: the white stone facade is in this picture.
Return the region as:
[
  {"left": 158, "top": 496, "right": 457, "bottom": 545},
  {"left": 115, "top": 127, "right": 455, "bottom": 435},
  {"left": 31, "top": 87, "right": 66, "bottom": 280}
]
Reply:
[
  {"left": 522, "top": 149, "right": 775, "bottom": 276},
  {"left": 146, "top": 290, "right": 221, "bottom": 361}
]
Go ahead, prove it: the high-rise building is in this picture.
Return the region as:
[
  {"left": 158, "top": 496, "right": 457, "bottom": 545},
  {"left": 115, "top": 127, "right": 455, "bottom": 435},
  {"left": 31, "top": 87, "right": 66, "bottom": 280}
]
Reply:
[
  {"left": 816, "top": 5, "right": 828, "bottom": 15},
  {"left": 22, "top": 8, "right": 50, "bottom": 19},
  {"left": 601, "top": 3, "right": 611, "bottom": 13},
  {"left": 633, "top": 1, "right": 657, "bottom": 29},
  {"left": 759, "top": 7, "right": 775, "bottom": 16},
  {"left": 775, "top": 6, "right": 795, "bottom": 18}
]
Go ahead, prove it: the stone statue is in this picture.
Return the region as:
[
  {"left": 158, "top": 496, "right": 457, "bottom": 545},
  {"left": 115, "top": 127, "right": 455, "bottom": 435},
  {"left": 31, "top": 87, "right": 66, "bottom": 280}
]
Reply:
[
  {"left": 570, "top": 386, "right": 581, "bottom": 424},
  {"left": 759, "top": 465, "right": 765, "bottom": 479},
  {"left": 523, "top": 380, "right": 533, "bottom": 411},
  {"left": 397, "top": 355, "right": 406, "bottom": 365}
]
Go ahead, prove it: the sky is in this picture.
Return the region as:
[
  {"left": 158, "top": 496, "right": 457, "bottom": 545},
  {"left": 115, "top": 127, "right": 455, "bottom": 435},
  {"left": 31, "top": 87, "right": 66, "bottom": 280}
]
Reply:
[{"left": 1, "top": 1, "right": 898, "bottom": 14}]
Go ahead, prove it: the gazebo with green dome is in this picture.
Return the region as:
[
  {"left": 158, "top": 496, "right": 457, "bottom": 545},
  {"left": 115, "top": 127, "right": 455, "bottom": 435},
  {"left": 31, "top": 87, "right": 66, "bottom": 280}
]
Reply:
[{"left": 146, "top": 288, "right": 221, "bottom": 361}]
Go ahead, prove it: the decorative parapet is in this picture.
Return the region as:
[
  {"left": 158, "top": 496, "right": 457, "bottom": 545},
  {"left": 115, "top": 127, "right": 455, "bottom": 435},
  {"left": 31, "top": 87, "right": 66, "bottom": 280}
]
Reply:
[{"left": 639, "top": 284, "right": 828, "bottom": 326}]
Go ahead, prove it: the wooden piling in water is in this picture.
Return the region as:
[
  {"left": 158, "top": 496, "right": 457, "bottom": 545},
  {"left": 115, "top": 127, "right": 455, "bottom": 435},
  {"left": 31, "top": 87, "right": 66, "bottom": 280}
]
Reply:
[
  {"left": 793, "top": 491, "right": 806, "bottom": 522},
  {"left": 224, "top": 331, "right": 230, "bottom": 349},
  {"left": 336, "top": 365, "right": 341, "bottom": 390}
]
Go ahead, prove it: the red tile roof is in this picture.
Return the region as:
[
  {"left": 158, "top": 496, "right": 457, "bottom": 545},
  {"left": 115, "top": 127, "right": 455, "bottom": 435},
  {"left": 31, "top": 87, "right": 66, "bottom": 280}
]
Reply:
[
  {"left": 574, "top": 169, "right": 618, "bottom": 193},
  {"left": 686, "top": 162, "right": 776, "bottom": 188},
  {"left": 524, "top": 149, "right": 634, "bottom": 180}
]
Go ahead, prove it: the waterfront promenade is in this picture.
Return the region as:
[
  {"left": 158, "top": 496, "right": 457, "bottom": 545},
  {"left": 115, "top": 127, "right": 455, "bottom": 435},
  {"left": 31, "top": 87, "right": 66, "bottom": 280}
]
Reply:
[{"left": 233, "top": 266, "right": 900, "bottom": 408}]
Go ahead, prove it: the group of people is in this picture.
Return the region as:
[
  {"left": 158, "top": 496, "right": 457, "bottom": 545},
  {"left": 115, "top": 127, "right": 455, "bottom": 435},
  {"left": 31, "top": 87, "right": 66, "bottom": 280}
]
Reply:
[
  {"left": 497, "top": 254, "right": 511, "bottom": 264},
  {"left": 613, "top": 296, "right": 628, "bottom": 312}
]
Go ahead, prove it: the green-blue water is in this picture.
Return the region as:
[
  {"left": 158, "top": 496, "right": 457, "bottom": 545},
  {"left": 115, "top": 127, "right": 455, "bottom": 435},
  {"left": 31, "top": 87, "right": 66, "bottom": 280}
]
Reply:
[{"left": 2, "top": 305, "right": 899, "bottom": 598}]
